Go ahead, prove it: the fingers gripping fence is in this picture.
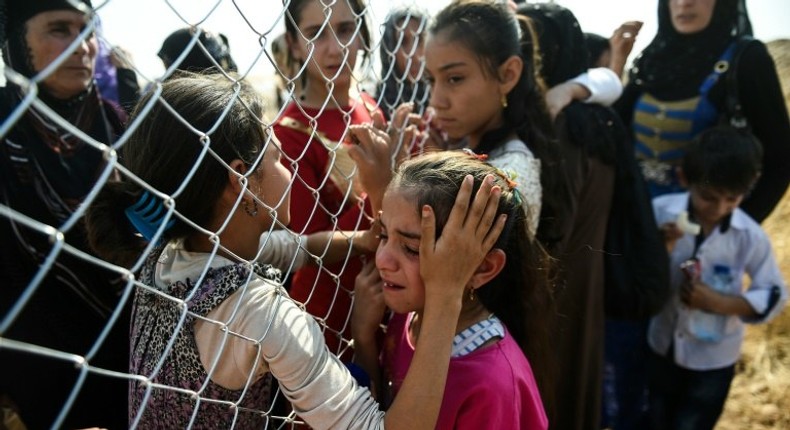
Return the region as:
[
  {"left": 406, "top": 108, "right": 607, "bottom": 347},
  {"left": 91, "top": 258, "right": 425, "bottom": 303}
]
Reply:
[{"left": 0, "top": 0, "right": 430, "bottom": 428}]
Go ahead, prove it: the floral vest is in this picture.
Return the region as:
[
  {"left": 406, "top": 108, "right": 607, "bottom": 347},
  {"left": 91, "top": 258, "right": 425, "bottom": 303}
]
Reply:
[{"left": 129, "top": 249, "right": 281, "bottom": 429}]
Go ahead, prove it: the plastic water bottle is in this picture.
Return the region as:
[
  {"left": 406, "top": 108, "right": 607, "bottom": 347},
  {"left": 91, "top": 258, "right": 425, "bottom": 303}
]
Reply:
[{"left": 688, "top": 265, "right": 731, "bottom": 342}]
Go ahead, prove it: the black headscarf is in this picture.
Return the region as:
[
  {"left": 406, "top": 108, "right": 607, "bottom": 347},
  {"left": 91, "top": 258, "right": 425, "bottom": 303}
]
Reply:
[
  {"left": 0, "top": 0, "right": 123, "bottom": 209},
  {"left": 517, "top": 3, "right": 588, "bottom": 88},
  {"left": 158, "top": 27, "right": 238, "bottom": 74},
  {"left": 519, "top": 2, "right": 620, "bottom": 165},
  {"left": 1, "top": 0, "right": 93, "bottom": 79},
  {"left": 630, "top": 0, "right": 752, "bottom": 97},
  {"left": 376, "top": 7, "right": 429, "bottom": 118}
]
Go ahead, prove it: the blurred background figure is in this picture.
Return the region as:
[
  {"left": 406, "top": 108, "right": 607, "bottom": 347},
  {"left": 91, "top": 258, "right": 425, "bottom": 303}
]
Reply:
[
  {"left": 584, "top": 20, "right": 643, "bottom": 79},
  {"left": 157, "top": 26, "right": 238, "bottom": 75},
  {"left": 375, "top": 7, "right": 429, "bottom": 119},
  {"left": 608, "top": 0, "right": 790, "bottom": 428},
  {"left": 94, "top": 15, "right": 139, "bottom": 113}
]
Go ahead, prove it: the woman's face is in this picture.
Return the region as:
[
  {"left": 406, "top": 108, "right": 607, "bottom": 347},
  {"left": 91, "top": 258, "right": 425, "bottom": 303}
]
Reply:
[
  {"left": 290, "top": 0, "right": 363, "bottom": 91},
  {"left": 669, "top": 0, "right": 717, "bottom": 35},
  {"left": 375, "top": 189, "right": 427, "bottom": 314},
  {"left": 25, "top": 10, "right": 97, "bottom": 99},
  {"left": 393, "top": 17, "right": 426, "bottom": 83},
  {"left": 424, "top": 33, "right": 505, "bottom": 149},
  {"left": 251, "top": 135, "right": 292, "bottom": 229}
]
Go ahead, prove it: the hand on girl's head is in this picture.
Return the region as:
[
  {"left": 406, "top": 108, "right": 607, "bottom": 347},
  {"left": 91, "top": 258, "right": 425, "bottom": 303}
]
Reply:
[{"left": 419, "top": 174, "right": 506, "bottom": 305}]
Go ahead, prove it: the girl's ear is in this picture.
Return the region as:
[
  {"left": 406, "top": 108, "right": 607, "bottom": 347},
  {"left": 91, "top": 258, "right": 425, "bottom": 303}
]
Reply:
[
  {"left": 469, "top": 248, "right": 506, "bottom": 290},
  {"left": 498, "top": 55, "right": 524, "bottom": 96},
  {"left": 226, "top": 159, "right": 248, "bottom": 196}
]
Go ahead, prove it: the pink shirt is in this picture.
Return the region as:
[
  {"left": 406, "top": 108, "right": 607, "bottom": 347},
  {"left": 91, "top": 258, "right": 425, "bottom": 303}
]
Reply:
[{"left": 384, "top": 313, "right": 548, "bottom": 430}]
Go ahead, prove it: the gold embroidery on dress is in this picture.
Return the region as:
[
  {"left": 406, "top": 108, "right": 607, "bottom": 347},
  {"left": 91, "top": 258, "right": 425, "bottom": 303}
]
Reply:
[{"left": 278, "top": 117, "right": 363, "bottom": 200}]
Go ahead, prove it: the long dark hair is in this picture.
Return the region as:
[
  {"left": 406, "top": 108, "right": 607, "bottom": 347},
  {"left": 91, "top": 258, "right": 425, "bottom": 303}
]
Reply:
[
  {"left": 519, "top": 3, "right": 618, "bottom": 165},
  {"left": 85, "top": 74, "right": 269, "bottom": 267},
  {"left": 391, "top": 150, "right": 556, "bottom": 412},
  {"left": 429, "top": 0, "right": 562, "bottom": 248}
]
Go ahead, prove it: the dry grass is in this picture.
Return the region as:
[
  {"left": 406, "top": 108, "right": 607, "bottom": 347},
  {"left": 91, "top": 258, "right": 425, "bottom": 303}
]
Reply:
[{"left": 716, "top": 39, "right": 790, "bottom": 430}]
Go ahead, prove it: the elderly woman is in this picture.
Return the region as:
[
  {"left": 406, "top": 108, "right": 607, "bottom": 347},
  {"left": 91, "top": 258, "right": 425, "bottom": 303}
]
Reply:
[{"left": 0, "top": 1, "right": 128, "bottom": 428}]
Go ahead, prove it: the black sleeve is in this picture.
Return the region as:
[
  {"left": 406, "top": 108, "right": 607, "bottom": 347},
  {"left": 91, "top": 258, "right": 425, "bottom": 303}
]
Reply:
[
  {"left": 736, "top": 41, "right": 790, "bottom": 222},
  {"left": 116, "top": 67, "right": 141, "bottom": 115},
  {"left": 613, "top": 83, "right": 640, "bottom": 138}
]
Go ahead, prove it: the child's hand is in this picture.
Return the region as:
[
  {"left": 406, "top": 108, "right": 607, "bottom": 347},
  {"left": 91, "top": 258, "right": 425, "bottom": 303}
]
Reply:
[
  {"left": 373, "top": 105, "right": 419, "bottom": 167},
  {"left": 681, "top": 280, "right": 720, "bottom": 312},
  {"left": 354, "top": 223, "right": 381, "bottom": 255},
  {"left": 545, "top": 82, "right": 589, "bottom": 119},
  {"left": 351, "top": 259, "right": 387, "bottom": 344},
  {"left": 348, "top": 124, "right": 395, "bottom": 211},
  {"left": 419, "top": 175, "right": 506, "bottom": 307},
  {"left": 609, "top": 21, "right": 643, "bottom": 76},
  {"left": 659, "top": 222, "right": 684, "bottom": 253}
]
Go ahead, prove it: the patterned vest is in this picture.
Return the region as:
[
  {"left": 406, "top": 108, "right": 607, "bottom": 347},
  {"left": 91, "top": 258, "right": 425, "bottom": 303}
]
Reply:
[
  {"left": 633, "top": 41, "right": 739, "bottom": 197},
  {"left": 129, "top": 249, "right": 281, "bottom": 429}
]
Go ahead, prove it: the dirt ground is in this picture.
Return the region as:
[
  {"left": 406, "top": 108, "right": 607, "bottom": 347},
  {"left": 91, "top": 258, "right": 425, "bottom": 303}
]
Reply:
[{"left": 715, "top": 39, "right": 790, "bottom": 430}]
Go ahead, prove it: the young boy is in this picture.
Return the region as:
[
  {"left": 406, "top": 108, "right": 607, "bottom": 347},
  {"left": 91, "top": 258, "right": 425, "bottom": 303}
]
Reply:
[{"left": 646, "top": 126, "right": 788, "bottom": 430}]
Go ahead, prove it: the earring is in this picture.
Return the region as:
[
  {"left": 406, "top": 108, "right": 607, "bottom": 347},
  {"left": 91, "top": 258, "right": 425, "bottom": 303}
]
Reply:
[
  {"left": 243, "top": 199, "right": 259, "bottom": 217},
  {"left": 467, "top": 286, "right": 476, "bottom": 301},
  {"left": 500, "top": 94, "right": 508, "bottom": 108}
]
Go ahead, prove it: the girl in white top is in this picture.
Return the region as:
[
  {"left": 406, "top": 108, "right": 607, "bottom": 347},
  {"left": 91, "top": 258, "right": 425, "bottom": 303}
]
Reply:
[
  {"left": 421, "top": 2, "right": 555, "bottom": 237},
  {"left": 85, "top": 73, "right": 507, "bottom": 429}
]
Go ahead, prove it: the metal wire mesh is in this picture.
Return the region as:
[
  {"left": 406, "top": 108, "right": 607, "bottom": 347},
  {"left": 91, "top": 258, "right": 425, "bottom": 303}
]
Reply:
[{"left": 0, "top": 0, "right": 432, "bottom": 427}]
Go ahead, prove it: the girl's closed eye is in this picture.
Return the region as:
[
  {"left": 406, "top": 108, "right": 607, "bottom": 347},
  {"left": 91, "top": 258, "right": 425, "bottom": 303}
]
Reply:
[{"left": 403, "top": 243, "right": 419, "bottom": 256}]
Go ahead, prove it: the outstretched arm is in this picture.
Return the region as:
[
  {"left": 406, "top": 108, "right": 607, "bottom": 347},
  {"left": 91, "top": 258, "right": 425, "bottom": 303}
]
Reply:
[{"left": 351, "top": 259, "right": 387, "bottom": 399}]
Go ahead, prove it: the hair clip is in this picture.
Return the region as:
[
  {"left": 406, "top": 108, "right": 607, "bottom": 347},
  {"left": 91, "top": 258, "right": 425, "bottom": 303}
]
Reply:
[
  {"left": 460, "top": 148, "right": 489, "bottom": 161},
  {"left": 124, "top": 190, "right": 176, "bottom": 242}
]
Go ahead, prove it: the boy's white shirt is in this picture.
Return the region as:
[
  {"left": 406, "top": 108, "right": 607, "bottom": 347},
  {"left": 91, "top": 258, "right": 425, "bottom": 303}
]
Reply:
[{"left": 648, "top": 192, "right": 788, "bottom": 371}]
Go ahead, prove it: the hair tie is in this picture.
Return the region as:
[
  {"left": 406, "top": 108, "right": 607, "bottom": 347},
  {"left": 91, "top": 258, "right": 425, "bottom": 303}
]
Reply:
[{"left": 124, "top": 190, "right": 176, "bottom": 242}]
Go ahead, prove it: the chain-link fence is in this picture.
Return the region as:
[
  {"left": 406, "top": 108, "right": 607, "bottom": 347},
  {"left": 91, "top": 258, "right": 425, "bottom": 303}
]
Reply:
[{"left": 0, "top": 0, "right": 434, "bottom": 428}]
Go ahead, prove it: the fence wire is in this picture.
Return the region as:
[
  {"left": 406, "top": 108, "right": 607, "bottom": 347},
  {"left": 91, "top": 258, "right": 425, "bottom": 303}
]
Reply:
[{"left": 0, "top": 0, "right": 431, "bottom": 428}]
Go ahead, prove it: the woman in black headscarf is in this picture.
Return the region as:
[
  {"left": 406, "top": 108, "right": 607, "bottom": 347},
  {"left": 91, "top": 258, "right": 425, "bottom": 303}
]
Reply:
[
  {"left": 0, "top": 1, "right": 128, "bottom": 428},
  {"left": 617, "top": 0, "right": 790, "bottom": 221},
  {"left": 517, "top": 4, "right": 659, "bottom": 430},
  {"left": 157, "top": 27, "right": 238, "bottom": 75}
]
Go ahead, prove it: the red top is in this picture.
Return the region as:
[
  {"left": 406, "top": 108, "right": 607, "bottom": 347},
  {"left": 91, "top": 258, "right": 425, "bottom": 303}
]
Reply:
[{"left": 273, "top": 93, "right": 380, "bottom": 358}]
